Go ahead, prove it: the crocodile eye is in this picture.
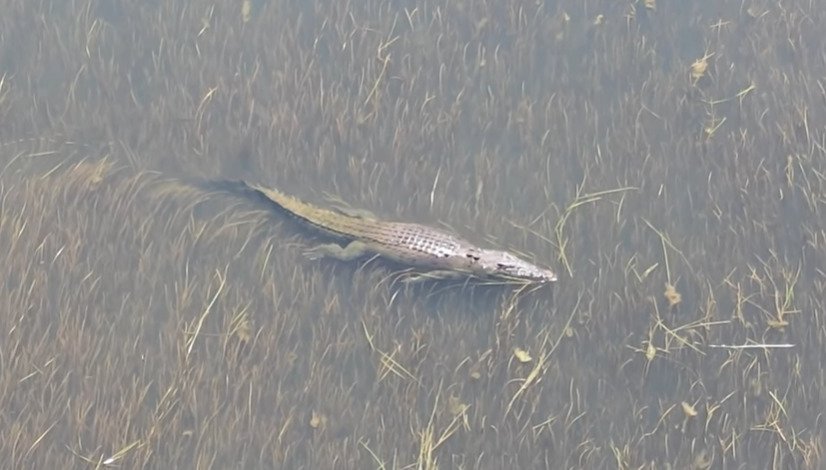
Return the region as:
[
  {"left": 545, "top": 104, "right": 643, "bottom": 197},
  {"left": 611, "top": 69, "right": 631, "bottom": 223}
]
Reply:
[{"left": 466, "top": 253, "right": 480, "bottom": 261}]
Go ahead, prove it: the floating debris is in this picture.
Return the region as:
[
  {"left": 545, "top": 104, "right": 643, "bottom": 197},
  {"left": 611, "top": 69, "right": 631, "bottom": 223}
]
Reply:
[
  {"left": 708, "top": 343, "right": 795, "bottom": 349},
  {"left": 645, "top": 342, "right": 657, "bottom": 361},
  {"left": 664, "top": 283, "right": 681, "bottom": 307},
  {"left": 514, "top": 347, "right": 533, "bottom": 363},
  {"left": 681, "top": 401, "right": 697, "bottom": 418}
]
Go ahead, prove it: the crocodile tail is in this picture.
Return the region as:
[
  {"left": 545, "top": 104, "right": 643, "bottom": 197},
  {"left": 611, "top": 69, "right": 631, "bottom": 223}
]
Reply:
[{"left": 200, "top": 179, "right": 285, "bottom": 213}]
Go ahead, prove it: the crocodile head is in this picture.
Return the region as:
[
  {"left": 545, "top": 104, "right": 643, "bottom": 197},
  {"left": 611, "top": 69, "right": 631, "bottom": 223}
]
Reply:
[{"left": 471, "top": 249, "right": 557, "bottom": 283}]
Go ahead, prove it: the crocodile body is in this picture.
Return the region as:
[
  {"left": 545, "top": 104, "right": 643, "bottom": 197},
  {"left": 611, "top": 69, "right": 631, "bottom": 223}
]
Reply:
[{"left": 219, "top": 180, "right": 557, "bottom": 283}]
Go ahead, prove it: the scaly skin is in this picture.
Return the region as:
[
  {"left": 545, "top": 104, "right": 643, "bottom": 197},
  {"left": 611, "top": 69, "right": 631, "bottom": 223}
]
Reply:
[{"left": 220, "top": 181, "right": 557, "bottom": 283}]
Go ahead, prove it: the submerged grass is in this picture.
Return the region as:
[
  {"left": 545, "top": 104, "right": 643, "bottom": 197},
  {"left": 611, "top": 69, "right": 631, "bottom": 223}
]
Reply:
[{"left": 1, "top": 0, "right": 826, "bottom": 468}]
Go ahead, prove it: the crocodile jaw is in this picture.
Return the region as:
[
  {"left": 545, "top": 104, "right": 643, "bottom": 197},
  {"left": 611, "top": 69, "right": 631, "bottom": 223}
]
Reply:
[{"left": 474, "top": 249, "right": 557, "bottom": 283}]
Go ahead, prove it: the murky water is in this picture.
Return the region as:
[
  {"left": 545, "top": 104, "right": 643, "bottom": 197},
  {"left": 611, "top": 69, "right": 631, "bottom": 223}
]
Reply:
[{"left": 0, "top": 0, "right": 823, "bottom": 468}]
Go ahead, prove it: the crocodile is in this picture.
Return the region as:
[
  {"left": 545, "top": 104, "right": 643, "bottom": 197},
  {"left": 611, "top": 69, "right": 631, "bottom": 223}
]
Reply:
[{"left": 214, "top": 180, "right": 557, "bottom": 283}]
